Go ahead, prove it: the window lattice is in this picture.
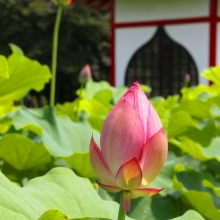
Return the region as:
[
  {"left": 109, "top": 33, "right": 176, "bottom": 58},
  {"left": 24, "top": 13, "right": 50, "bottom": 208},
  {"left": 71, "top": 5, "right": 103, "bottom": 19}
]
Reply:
[{"left": 125, "top": 27, "right": 198, "bottom": 97}]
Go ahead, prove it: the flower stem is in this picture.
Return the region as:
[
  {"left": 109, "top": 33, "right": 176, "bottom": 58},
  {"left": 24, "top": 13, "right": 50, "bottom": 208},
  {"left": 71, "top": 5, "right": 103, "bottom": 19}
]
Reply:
[
  {"left": 75, "top": 83, "right": 84, "bottom": 121},
  {"left": 117, "top": 191, "right": 126, "bottom": 220},
  {"left": 50, "top": 5, "right": 63, "bottom": 106}
]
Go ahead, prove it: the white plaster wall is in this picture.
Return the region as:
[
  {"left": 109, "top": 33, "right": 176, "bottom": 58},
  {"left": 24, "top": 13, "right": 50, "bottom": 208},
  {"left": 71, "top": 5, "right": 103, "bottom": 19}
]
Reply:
[
  {"left": 217, "top": 23, "right": 220, "bottom": 65},
  {"left": 115, "top": 23, "right": 209, "bottom": 87},
  {"left": 115, "top": 0, "right": 209, "bottom": 23},
  {"left": 115, "top": 27, "right": 157, "bottom": 87},
  {"left": 165, "top": 23, "right": 209, "bottom": 85}
]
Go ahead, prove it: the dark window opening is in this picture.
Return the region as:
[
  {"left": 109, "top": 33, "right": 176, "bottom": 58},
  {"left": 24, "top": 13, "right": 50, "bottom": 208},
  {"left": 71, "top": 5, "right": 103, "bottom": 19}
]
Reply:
[{"left": 125, "top": 27, "right": 198, "bottom": 97}]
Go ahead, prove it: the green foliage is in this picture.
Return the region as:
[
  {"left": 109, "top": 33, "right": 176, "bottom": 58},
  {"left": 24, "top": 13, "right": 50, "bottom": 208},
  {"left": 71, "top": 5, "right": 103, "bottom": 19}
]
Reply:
[
  {"left": 0, "top": 44, "right": 51, "bottom": 104},
  {"left": 0, "top": 167, "right": 133, "bottom": 220},
  {"left": 0, "top": 133, "right": 51, "bottom": 171},
  {"left": 0, "top": 55, "right": 9, "bottom": 79}
]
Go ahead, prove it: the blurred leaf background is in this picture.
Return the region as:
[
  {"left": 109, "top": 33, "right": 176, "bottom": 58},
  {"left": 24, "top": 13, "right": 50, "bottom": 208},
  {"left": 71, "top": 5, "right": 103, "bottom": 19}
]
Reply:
[{"left": 0, "top": 0, "right": 110, "bottom": 104}]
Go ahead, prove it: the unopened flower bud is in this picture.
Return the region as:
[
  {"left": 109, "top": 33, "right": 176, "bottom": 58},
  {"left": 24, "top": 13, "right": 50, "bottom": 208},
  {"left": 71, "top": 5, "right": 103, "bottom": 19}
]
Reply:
[
  {"left": 78, "top": 64, "right": 92, "bottom": 84},
  {"left": 184, "top": 73, "right": 191, "bottom": 87},
  {"left": 90, "top": 82, "right": 168, "bottom": 212},
  {"left": 51, "top": 0, "right": 72, "bottom": 6}
]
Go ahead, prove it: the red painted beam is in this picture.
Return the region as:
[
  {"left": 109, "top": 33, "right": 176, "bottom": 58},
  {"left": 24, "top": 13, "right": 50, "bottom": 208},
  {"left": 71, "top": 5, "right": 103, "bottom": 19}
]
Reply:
[
  {"left": 115, "top": 17, "right": 210, "bottom": 28},
  {"left": 110, "top": 0, "right": 115, "bottom": 86}
]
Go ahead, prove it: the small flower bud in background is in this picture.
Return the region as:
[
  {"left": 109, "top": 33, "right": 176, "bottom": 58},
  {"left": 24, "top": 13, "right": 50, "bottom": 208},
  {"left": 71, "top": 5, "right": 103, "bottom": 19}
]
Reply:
[
  {"left": 51, "top": 0, "right": 72, "bottom": 7},
  {"left": 184, "top": 73, "right": 191, "bottom": 87},
  {"left": 78, "top": 64, "right": 92, "bottom": 84}
]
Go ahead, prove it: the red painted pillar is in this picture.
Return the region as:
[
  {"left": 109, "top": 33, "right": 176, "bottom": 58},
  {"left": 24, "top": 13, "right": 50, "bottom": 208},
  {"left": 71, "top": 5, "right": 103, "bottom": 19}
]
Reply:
[
  {"left": 110, "top": 0, "right": 115, "bottom": 86},
  {"left": 209, "top": 0, "right": 218, "bottom": 67}
]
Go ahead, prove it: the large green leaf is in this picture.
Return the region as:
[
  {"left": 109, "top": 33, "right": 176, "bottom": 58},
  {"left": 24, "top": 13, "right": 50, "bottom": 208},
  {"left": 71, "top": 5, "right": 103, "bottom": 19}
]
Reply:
[
  {"left": 37, "top": 209, "right": 69, "bottom": 220},
  {"left": 0, "top": 44, "right": 51, "bottom": 103},
  {"left": 170, "top": 137, "right": 220, "bottom": 162},
  {"left": 65, "top": 153, "right": 96, "bottom": 178},
  {"left": 202, "top": 66, "right": 220, "bottom": 86},
  {"left": 171, "top": 210, "right": 205, "bottom": 220},
  {"left": 12, "top": 106, "right": 98, "bottom": 157},
  {"left": 0, "top": 55, "right": 9, "bottom": 79},
  {"left": 151, "top": 95, "right": 180, "bottom": 131},
  {"left": 85, "top": 79, "right": 114, "bottom": 100},
  {"left": 129, "top": 195, "right": 179, "bottom": 220},
  {"left": 0, "top": 133, "right": 51, "bottom": 171},
  {"left": 179, "top": 86, "right": 220, "bottom": 119},
  {"left": 38, "top": 209, "right": 111, "bottom": 220},
  {"left": 173, "top": 165, "right": 220, "bottom": 220},
  {"left": 203, "top": 179, "right": 220, "bottom": 197},
  {"left": 11, "top": 106, "right": 99, "bottom": 178},
  {"left": 0, "top": 116, "right": 12, "bottom": 133},
  {"left": 167, "top": 111, "right": 192, "bottom": 138},
  {"left": 0, "top": 167, "right": 133, "bottom": 220},
  {"left": 149, "top": 161, "right": 174, "bottom": 196},
  {"left": 57, "top": 97, "right": 111, "bottom": 131},
  {"left": 181, "top": 119, "right": 216, "bottom": 146}
]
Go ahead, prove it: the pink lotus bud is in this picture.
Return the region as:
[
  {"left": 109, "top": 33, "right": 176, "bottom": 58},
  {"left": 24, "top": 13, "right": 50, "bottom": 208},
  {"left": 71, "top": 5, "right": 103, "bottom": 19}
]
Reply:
[
  {"left": 89, "top": 82, "right": 168, "bottom": 212},
  {"left": 52, "top": 0, "right": 72, "bottom": 6},
  {"left": 78, "top": 64, "right": 92, "bottom": 84},
  {"left": 184, "top": 73, "right": 191, "bottom": 87}
]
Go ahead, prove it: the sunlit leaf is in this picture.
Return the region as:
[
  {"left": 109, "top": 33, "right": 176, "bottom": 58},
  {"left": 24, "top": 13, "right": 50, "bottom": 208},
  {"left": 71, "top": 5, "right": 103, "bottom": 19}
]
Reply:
[
  {"left": 0, "top": 167, "right": 133, "bottom": 219},
  {"left": 173, "top": 166, "right": 220, "bottom": 220},
  {"left": 65, "top": 153, "right": 96, "bottom": 178},
  {"left": 0, "top": 117, "right": 12, "bottom": 134},
  {"left": 167, "top": 111, "right": 192, "bottom": 138},
  {"left": 0, "top": 44, "right": 51, "bottom": 103},
  {"left": 0, "top": 133, "right": 51, "bottom": 170},
  {"left": 0, "top": 55, "right": 9, "bottom": 79},
  {"left": 170, "top": 137, "right": 220, "bottom": 162},
  {"left": 129, "top": 195, "right": 179, "bottom": 220},
  {"left": 171, "top": 210, "right": 205, "bottom": 220},
  {"left": 202, "top": 66, "right": 220, "bottom": 86},
  {"left": 85, "top": 79, "right": 114, "bottom": 99},
  {"left": 11, "top": 106, "right": 100, "bottom": 178},
  {"left": 203, "top": 179, "right": 220, "bottom": 197},
  {"left": 12, "top": 106, "right": 96, "bottom": 157},
  {"left": 37, "top": 209, "right": 69, "bottom": 220}
]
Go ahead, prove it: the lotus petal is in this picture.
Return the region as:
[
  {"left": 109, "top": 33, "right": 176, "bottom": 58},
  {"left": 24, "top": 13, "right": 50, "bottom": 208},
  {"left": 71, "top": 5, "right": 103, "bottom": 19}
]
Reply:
[
  {"left": 116, "top": 158, "right": 142, "bottom": 190},
  {"left": 96, "top": 181, "right": 121, "bottom": 193},
  {"left": 89, "top": 136, "right": 116, "bottom": 186},
  {"left": 100, "top": 101, "right": 145, "bottom": 175},
  {"left": 121, "top": 82, "right": 162, "bottom": 141},
  {"left": 131, "top": 187, "right": 163, "bottom": 199},
  {"left": 140, "top": 128, "right": 168, "bottom": 186}
]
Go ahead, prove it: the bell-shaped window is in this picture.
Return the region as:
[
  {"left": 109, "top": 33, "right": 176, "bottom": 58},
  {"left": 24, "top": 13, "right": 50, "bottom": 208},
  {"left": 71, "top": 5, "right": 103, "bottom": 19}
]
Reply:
[{"left": 125, "top": 27, "right": 198, "bottom": 97}]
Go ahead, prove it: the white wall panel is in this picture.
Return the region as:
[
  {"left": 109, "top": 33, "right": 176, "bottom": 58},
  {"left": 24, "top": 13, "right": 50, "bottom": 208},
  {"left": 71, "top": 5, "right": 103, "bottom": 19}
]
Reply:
[
  {"left": 115, "top": 27, "right": 157, "bottom": 87},
  {"left": 115, "top": 0, "right": 209, "bottom": 23},
  {"left": 165, "top": 23, "right": 209, "bottom": 85}
]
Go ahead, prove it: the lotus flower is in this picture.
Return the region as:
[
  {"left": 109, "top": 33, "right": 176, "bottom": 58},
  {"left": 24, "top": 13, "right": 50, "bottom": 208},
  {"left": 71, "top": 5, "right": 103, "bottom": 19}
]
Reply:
[{"left": 89, "top": 82, "right": 168, "bottom": 211}]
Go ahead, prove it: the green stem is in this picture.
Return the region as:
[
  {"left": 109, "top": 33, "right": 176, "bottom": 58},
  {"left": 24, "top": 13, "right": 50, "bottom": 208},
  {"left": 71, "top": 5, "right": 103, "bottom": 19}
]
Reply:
[
  {"left": 50, "top": 5, "right": 63, "bottom": 106},
  {"left": 117, "top": 192, "right": 126, "bottom": 220},
  {"left": 75, "top": 83, "right": 84, "bottom": 121}
]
